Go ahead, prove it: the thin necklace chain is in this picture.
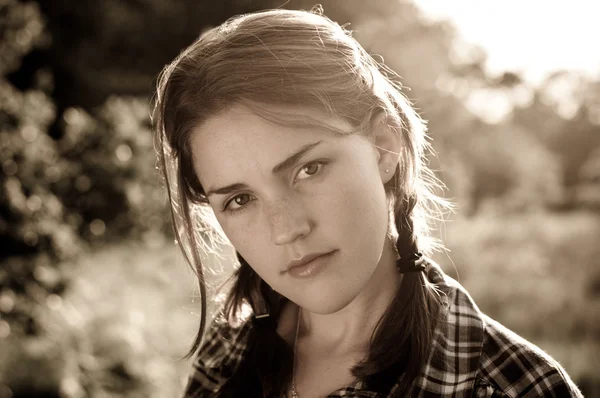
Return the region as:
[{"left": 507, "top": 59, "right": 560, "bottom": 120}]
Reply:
[{"left": 291, "top": 305, "right": 301, "bottom": 398}]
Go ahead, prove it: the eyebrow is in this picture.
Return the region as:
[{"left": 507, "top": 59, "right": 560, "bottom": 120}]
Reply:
[{"left": 206, "top": 140, "right": 323, "bottom": 197}]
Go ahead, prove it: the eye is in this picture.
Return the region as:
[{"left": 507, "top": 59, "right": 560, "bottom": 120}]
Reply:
[
  {"left": 296, "top": 161, "right": 325, "bottom": 181},
  {"left": 224, "top": 194, "right": 252, "bottom": 212}
]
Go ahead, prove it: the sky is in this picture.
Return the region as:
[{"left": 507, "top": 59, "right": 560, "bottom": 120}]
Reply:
[{"left": 413, "top": 1, "right": 600, "bottom": 85}]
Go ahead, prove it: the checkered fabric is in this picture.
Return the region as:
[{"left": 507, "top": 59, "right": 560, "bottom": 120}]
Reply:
[{"left": 183, "top": 260, "right": 583, "bottom": 397}]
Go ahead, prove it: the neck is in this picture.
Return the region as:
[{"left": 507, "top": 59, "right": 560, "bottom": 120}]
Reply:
[{"left": 298, "top": 236, "right": 401, "bottom": 355}]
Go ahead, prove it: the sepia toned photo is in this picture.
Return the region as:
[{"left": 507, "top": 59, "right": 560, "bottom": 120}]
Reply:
[{"left": 1, "top": 1, "right": 598, "bottom": 397}]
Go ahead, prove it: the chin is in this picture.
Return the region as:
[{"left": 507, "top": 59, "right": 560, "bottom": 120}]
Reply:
[{"left": 299, "top": 292, "right": 357, "bottom": 315}]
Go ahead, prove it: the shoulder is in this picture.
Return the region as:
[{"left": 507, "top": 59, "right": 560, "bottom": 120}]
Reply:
[
  {"left": 182, "top": 309, "right": 254, "bottom": 397},
  {"left": 420, "top": 260, "right": 583, "bottom": 397},
  {"left": 475, "top": 314, "right": 583, "bottom": 397}
]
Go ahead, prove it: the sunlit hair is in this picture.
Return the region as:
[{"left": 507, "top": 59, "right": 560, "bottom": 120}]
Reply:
[{"left": 152, "top": 6, "right": 452, "bottom": 396}]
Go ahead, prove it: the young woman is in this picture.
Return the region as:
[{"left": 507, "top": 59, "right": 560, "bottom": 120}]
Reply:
[{"left": 152, "top": 7, "right": 583, "bottom": 398}]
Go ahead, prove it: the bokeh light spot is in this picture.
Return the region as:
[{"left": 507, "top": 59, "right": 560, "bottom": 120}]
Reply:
[
  {"left": 23, "top": 231, "right": 38, "bottom": 246},
  {"left": 45, "top": 165, "right": 61, "bottom": 182},
  {"left": 75, "top": 175, "right": 91, "bottom": 192},
  {"left": 63, "top": 107, "right": 83, "bottom": 125},
  {"left": 90, "top": 219, "right": 106, "bottom": 236},
  {"left": 66, "top": 213, "right": 83, "bottom": 227},
  {"left": 116, "top": 144, "right": 133, "bottom": 162},
  {"left": 0, "top": 320, "right": 11, "bottom": 339},
  {"left": 26, "top": 195, "right": 42, "bottom": 212},
  {"left": 2, "top": 159, "right": 17, "bottom": 176},
  {"left": 33, "top": 265, "right": 60, "bottom": 286},
  {"left": 0, "top": 291, "right": 15, "bottom": 313},
  {"left": 15, "top": 28, "right": 32, "bottom": 47},
  {"left": 21, "top": 125, "right": 39, "bottom": 142}
]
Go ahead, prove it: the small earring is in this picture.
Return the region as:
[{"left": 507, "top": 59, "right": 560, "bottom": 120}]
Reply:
[{"left": 385, "top": 168, "right": 390, "bottom": 173}]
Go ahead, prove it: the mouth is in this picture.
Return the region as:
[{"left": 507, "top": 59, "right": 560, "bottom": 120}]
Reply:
[{"left": 284, "top": 250, "right": 337, "bottom": 277}]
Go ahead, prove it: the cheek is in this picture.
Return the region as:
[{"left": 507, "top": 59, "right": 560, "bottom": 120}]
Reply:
[
  {"left": 326, "top": 163, "right": 387, "bottom": 229},
  {"left": 216, "top": 217, "right": 255, "bottom": 254},
  {"left": 216, "top": 215, "right": 276, "bottom": 277},
  {"left": 325, "top": 166, "right": 389, "bottom": 272}
]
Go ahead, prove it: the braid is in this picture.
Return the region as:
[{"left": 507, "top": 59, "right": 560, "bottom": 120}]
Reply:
[
  {"left": 395, "top": 194, "right": 419, "bottom": 256},
  {"left": 352, "top": 193, "right": 444, "bottom": 396},
  {"left": 391, "top": 194, "right": 443, "bottom": 396}
]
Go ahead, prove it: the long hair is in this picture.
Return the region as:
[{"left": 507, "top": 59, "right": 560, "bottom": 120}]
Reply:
[{"left": 152, "top": 6, "right": 451, "bottom": 397}]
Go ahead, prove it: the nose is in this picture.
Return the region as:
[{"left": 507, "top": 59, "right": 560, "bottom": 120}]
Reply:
[{"left": 266, "top": 196, "right": 311, "bottom": 246}]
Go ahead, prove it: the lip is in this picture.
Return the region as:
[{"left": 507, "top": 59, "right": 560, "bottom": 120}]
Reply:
[{"left": 284, "top": 250, "right": 336, "bottom": 278}]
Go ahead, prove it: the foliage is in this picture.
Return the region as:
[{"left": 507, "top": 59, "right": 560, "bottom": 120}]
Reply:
[{"left": 0, "top": 4, "right": 173, "bottom": 397}]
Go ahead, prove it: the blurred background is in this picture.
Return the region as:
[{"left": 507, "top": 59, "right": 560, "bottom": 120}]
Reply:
[{"left": 0, "top": 0, "right": 599, "bottom": 397}]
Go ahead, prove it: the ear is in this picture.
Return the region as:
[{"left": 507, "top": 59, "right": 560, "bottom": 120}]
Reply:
[{"left": 370, "top": 113, "right": 402, "bottom": 184}]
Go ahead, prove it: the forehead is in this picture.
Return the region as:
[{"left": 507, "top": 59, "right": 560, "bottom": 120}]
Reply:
[
  {"left": 189, "top": 104, "right": 352, "bottom": 182},
  {"left": 192, "top": 104, "right": 351, "bottom": 147}
]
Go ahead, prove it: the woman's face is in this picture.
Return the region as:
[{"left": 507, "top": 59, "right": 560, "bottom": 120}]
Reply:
[{"left": 190, "top": 104, "right": 395, "bottom": 314}]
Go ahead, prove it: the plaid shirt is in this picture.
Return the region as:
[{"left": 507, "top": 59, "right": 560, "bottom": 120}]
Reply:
[{"left": 183, "top": 260, "right": 583, "bottom": 397}]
